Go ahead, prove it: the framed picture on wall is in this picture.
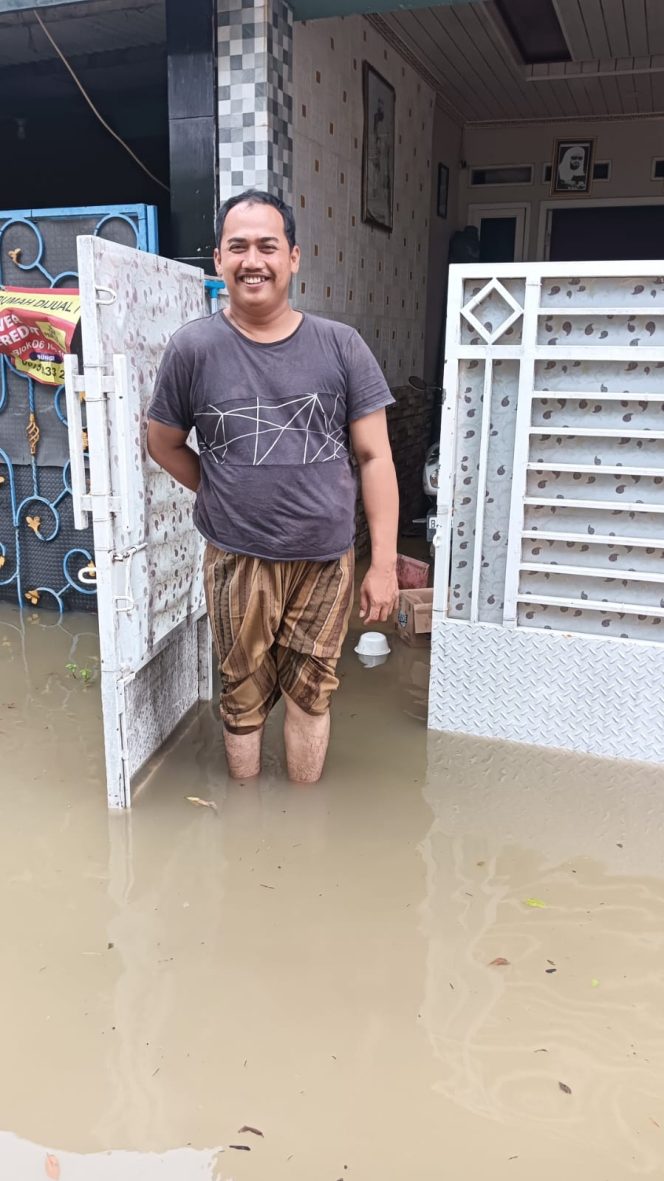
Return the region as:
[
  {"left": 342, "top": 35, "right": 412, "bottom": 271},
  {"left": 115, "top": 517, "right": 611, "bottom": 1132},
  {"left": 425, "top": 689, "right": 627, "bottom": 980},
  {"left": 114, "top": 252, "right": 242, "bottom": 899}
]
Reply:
[
  {"left": 551, "top": 138, "right": 594, "bottom": 194},
  {"left": 437, "top": 163, "right": 449, "bottom": 218},
  {"left": 362, "top": 62, "right": 395, "bottom": 232}
]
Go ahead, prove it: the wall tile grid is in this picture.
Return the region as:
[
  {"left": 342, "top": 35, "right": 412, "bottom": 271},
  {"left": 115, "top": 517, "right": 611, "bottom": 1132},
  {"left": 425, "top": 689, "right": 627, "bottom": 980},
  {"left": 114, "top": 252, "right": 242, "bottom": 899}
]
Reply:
[
  {"left": 292, "top": 15, "right": 436, "bottom": 535},
  {"left": 217, "top": 0, "right": 293, "bottom": 199}
]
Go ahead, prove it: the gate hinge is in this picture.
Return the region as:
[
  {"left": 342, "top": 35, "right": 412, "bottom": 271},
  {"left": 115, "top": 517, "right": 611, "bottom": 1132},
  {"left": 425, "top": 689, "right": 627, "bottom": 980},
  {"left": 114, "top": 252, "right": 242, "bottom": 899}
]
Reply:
[{"left": 82, "top": 369, "right": 115, "bottom": 402}]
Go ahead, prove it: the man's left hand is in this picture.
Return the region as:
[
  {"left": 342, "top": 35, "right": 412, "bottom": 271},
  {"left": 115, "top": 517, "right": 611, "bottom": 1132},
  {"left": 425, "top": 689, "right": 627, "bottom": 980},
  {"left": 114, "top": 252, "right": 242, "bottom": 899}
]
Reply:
[{"left": 359, "top": 564, "right": 400, "bottom": 624}]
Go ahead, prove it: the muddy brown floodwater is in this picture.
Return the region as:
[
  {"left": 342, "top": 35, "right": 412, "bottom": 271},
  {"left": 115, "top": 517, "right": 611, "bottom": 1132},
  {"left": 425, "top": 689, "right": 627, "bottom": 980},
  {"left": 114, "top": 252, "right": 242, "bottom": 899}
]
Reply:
[{"left": 1, "top": 601, "right": 664, "bottom": 1179}]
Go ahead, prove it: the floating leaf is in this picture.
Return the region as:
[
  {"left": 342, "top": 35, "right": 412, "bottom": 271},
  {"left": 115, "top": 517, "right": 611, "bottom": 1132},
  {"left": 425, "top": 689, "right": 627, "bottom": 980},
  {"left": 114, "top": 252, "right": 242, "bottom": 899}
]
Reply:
[
  {"left": 25, "top": 589, "right": 40, "bottom": 606},
  {"left": 238, "top": 1125, "right": 264, "bottom": 1137},
  {"left": 524, "top": 898, "right": 547, "bottom": 908},
  {"left": 559, "top": 1081, "right": 572, "bottom": 1095},
  {"left": 45, "top": 1154, "right": 60, "bottom": 1179},
  {"left": 26, "top": 514, "right": 41, "bottom": 535},
  {"left": 0, "top": 555, "right": 5, "bottom": 569},
  {"left": 185, "top": 796, "right": 218, "bottom": 812},
  {"left": 489, "top": 957, "right": 510, "bottom": 967}
]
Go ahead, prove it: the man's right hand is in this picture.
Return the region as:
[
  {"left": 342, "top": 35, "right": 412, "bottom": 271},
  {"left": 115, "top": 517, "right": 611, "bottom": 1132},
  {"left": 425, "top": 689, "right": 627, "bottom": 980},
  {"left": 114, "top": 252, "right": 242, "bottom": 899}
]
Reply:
[
  {"left": 146, "top": 420, "right": 201, "bottom": 493},
  {"left": 359, "top": 562, "right": 399, "bottom": 623}
]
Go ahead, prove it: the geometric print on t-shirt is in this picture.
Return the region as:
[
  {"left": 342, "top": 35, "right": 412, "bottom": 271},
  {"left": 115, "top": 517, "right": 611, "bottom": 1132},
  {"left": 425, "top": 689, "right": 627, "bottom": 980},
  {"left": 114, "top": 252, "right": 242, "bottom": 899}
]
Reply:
[{"left": 195, "top": 393, "right": 349, "bottom": 466}]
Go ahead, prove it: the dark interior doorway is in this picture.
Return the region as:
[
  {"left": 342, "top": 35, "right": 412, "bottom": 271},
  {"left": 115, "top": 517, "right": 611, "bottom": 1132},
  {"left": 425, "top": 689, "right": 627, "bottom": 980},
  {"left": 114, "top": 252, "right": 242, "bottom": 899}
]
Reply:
[
  {"left": 549, "top": 205, "right": 664, "bottom": 261},
  {"left": 479, "top": 216, "right": 517, "bottom": 263},
  {"left": 0, "top": 5, "right": 171, "bottom": 247}
]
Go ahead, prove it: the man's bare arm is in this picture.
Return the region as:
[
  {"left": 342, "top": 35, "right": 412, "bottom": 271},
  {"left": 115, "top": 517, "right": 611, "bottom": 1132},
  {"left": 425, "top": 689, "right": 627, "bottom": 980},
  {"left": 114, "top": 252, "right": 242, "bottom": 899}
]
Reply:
[
  {"left": 146, "top": 420, "right": 201, "bottom": 493},
  {"left": 350, "top": 408, "right": 399, "bottom": 623}
]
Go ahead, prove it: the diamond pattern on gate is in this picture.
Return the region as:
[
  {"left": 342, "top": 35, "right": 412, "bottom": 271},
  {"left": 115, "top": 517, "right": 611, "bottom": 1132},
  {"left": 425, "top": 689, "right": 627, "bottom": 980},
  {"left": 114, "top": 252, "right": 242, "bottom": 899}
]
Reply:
[{"left": 461, "top": 279, "right": 524, "bottom": 344}]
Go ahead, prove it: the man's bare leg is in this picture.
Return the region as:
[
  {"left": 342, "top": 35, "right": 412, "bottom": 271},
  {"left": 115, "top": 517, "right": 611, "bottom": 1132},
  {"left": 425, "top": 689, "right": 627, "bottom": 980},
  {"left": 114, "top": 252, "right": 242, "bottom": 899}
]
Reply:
[
  {"left": 283, "top": 695, "right": 331, "bottom": 783},
  {"left": 223, "top": 725, "right": 264, "bottom": 780}
]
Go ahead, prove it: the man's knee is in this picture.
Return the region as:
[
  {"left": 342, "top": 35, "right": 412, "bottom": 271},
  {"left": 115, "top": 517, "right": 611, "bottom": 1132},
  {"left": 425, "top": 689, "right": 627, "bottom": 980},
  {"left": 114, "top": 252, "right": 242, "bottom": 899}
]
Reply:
[
  {"left": 283, "top": 689, "right": 330, "bottom": 723},
  {"left": 277, "top": 649, "right": 339, "bottom": 716},
  {"left": 219, "top": 662, "right": 280, "bottom": 732},
  {"left": 222, "top": 716, "right": 266, "bottom": 736}
]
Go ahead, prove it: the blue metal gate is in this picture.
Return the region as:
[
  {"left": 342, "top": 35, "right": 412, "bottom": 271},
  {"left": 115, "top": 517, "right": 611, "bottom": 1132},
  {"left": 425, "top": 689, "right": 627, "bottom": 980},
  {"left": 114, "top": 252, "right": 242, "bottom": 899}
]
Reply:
[{"left": 0, "top": 204, "right": 158, "bottom": 612}]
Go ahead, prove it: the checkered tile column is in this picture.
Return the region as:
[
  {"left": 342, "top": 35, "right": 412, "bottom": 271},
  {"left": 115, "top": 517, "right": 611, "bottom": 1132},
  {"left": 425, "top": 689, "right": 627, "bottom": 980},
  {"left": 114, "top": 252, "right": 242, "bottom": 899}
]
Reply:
[{"left": 216, "top": 0, "right": 293, "bottom": 202}]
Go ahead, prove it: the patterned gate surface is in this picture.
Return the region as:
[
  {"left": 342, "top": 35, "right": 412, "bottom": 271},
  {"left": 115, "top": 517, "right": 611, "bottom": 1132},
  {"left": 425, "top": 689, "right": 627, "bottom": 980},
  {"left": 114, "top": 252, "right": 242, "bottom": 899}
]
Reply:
[
  {"left": 67, "top": 237, "right": 211, "bottom": 808},
  {"left": 0, "top": 204, "right": 158, "bottom": 612},
  {"left": 429, "top": 261, "right": 664, "bottom": 764}
]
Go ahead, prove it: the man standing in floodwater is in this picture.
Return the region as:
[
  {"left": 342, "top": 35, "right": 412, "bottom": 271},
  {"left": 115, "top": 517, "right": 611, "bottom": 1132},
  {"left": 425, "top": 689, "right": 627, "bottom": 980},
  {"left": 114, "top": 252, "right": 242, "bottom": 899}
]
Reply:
[{"left": 147, "top": 190, "right": 399, "bottom": 784}]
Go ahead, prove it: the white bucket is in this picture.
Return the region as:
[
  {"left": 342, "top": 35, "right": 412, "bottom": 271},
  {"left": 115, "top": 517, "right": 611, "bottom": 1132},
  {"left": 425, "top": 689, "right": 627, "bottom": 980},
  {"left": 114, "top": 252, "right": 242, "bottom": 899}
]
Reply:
[{"left": 354, "top": 632, "right": 391, "bottom": 657}]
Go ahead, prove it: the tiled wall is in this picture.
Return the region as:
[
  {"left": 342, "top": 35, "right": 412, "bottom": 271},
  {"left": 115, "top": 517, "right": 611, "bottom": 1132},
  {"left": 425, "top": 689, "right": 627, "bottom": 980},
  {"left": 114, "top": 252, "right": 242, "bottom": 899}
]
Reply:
[
  {"left": 292, "top": 15, "right": 435, "bottom": 389},
  {"left": 292, "top": 15, "right": 437, "bottom": 538},
  {"left": 216, "top": 6, "right": 439, "bottom": 542},
  {"left": 426, "top": 102, "right": 463, "bottom": 382},
  {"left": 217, "top": 0, "right": 293, "bottom": 201}
]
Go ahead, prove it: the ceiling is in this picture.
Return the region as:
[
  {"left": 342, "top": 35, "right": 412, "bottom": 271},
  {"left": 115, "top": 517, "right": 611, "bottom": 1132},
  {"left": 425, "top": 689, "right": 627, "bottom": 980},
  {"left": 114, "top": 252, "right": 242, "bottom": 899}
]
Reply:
[
  {"left": 0, "top": 0, "right": 477, "bottom": 11},
  {"left": 2, "top": 0, "right": 663, "bottom": 122},
  {"left": 0, "top": 0, "right": 164, "bottom": 67},
  {"left": 377, "top": 0, "right": 664, "bottom": 122}
]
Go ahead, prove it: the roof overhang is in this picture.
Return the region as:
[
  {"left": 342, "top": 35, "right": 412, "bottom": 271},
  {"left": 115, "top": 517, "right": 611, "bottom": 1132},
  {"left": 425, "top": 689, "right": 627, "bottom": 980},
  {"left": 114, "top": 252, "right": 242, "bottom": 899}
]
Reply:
[
  {"left": 0, "top": 0, "right": 86, "bottom": 9},
  {"left": 291, "top": 0, "right": 478, "bottom": 16},
  {"left": 0, "top": 0, "right": 479, "bottom": 15}
]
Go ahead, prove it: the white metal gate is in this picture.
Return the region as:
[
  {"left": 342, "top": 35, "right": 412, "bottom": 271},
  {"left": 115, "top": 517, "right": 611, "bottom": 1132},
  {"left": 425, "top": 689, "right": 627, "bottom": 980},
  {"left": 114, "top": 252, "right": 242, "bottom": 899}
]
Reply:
[
  {"left": 65, "top": 237, "right": 211, "bottom": 807},
  {"left": 429, "top": 261, "right": 664, "bottom": 764}
]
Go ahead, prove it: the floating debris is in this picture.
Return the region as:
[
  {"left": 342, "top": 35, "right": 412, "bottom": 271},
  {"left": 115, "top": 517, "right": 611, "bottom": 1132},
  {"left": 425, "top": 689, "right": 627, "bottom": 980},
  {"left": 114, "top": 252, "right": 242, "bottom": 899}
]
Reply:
[{"left": 185, "top": 796, "right": 218, "bottom": 812}]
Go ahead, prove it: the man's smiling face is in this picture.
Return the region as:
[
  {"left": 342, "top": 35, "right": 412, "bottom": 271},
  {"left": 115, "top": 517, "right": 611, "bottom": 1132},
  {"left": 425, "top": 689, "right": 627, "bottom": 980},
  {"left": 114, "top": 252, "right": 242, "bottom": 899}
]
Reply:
[{"left": 214, "top": 201, "right": 300, "bottom": 317}]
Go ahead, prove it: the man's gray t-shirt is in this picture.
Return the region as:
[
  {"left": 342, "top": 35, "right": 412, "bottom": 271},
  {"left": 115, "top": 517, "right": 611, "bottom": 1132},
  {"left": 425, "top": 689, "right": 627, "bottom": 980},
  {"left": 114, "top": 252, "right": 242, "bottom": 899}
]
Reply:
[{"left": 148, "top": 311, "right": 394, "bottom": 561}]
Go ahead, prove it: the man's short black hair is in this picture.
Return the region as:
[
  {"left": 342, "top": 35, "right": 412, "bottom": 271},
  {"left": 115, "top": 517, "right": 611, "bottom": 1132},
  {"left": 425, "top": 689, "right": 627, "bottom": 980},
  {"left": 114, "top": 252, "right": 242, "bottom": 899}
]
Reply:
[{"left": 215, "top": 190, "right": 297, "bottom": 250}]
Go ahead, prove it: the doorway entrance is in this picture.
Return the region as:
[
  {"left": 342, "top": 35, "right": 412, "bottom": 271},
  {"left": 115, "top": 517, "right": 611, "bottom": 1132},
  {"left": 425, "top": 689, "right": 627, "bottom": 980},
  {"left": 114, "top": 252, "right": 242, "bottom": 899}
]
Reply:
[
  {"left": 545, "top": 203, "right": 664, "bottom": 261},
  {"left": 468, "top": 203, "right": 529, "bottom": 262}
]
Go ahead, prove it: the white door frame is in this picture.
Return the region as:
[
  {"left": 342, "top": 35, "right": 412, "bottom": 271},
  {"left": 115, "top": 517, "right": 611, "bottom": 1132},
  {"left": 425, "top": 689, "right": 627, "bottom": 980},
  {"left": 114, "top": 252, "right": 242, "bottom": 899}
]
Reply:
[
  {"left": 467, "top": 202, "right": 531, "bottom": 262},
  {"left": 538, "top": 196, "right": 664, "bottom": 260}
]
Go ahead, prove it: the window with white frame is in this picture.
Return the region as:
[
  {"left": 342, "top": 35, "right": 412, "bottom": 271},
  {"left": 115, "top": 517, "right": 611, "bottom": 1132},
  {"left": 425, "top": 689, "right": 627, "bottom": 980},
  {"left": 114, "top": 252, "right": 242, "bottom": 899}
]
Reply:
[
  {"left": 542, "top": 160, "right": 611, "bottom": 183},
  {"left": 470, "top": 165, "right": 534, "bottom": 186}
]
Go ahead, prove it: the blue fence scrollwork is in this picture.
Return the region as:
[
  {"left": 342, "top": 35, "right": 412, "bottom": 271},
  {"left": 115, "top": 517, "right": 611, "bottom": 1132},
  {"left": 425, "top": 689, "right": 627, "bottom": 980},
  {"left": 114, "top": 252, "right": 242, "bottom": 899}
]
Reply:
[{"left": 0, "top": 204, "right": 158, "bottom": 613}]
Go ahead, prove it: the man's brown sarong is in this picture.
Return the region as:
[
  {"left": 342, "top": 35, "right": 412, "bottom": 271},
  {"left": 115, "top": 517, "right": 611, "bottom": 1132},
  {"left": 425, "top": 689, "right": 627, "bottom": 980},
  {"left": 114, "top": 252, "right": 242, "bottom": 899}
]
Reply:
[{"left": 203, "top": 543, "right": 355, "bottom": 734}]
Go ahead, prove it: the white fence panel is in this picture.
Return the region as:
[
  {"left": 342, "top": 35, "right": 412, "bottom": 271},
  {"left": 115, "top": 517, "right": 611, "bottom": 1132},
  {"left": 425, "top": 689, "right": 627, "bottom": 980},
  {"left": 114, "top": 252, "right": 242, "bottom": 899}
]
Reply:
[{"left": 429, "top": 261, "right": 664, "bottom": 764}]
